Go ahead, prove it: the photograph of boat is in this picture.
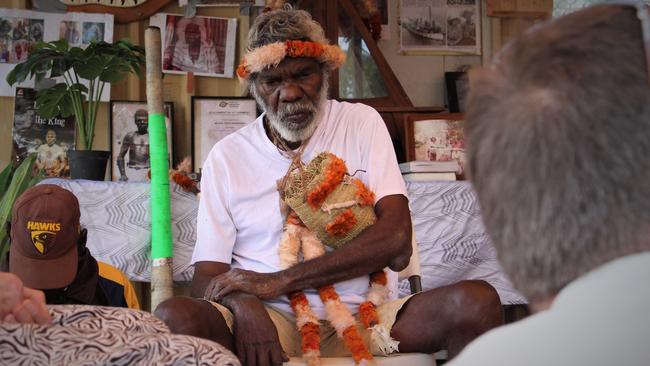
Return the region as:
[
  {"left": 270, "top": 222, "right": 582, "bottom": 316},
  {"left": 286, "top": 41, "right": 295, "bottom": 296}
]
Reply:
[
  {"left": 399, "top": 0, "right": 481, "bottom": 54},
  {"left": 400, "top": 5, "right": 446, "bottom": 47},
  {"left": 401, "top": 15, "right": 444, "bottom": 41}
]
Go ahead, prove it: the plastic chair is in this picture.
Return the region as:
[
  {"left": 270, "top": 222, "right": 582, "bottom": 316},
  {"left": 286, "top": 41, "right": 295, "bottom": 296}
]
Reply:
[{"left": 285, "top": 228, "right": 437, "bottom": 365}]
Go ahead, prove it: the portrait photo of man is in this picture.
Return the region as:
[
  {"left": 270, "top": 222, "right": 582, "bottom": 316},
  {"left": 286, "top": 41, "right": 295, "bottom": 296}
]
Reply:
[
  {"left": 116, "top": 109, "right": 149, "bottom": 182},
  {"left": 160, "top": 14, "right": 232, "bottom": 76},
  {"left": 35, "top": 129, "right": 69, "bottom": 178},
  {"left": 110, "top": 102, "right": 173, "bottom": 182}
]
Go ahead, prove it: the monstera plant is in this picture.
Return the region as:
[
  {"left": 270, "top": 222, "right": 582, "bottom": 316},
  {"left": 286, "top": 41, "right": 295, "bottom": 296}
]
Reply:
[
  {"left": 7, "top": 39, "right": 145, "bottom": 179},
  {"left": 7, "top": 39, "right": 145, "bottom": 150}
]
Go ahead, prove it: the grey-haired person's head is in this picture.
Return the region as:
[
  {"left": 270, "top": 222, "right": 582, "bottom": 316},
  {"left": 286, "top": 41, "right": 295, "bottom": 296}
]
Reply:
[{"left": 466, "top": 4, "right": 650, "bottom": 302}]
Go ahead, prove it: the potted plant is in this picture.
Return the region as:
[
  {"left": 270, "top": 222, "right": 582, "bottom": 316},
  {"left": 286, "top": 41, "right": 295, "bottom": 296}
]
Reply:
[{"left": 6, "top": 39, "right": 145, "bottom": 180}]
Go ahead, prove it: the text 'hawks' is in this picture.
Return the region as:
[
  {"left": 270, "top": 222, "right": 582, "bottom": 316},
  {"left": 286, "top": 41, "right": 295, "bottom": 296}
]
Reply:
[{"left": 26, "top": 221, "right": 61, "bottom": 232}]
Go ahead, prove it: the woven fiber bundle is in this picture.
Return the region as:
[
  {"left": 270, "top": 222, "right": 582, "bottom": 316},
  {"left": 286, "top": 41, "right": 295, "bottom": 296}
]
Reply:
[{"left": 282, "top": 152, "right": 376, "bottom": 249}]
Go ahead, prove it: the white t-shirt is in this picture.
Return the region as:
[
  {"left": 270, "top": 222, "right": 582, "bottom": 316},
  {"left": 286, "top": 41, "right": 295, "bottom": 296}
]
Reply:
[
  {"left": 447, "top": 252, "right": 650, "bottom": 366},
  {"left": 193, "top": 100, "right": 408, "bottom": 317}
]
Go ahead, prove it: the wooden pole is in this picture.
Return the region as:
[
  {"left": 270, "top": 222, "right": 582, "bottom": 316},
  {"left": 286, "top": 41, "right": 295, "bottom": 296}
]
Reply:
[{"left": 145, "top": 26, "right": 173, "bottom": 311}]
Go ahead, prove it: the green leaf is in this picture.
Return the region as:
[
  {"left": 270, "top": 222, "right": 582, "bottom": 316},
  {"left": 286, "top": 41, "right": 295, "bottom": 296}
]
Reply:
[
  {"left": 6, "top": 65, "right": 20, "bottom": 85},
  {"left": 0, "top": 154, "right": 39, "bottom": 268},
  {"left": 50, "top": 39, "right": 70, "bottom": 53},
  {"left": 35, "top": 83, "right": 74, "bottom": 119},
  {"left": 100, "top": 63, "right": 132, "bottom": 83},
  {"left": 0, "top": 163, "right": 13, "bottom": 203},
  {"left": 73, "top": 56, "right": 105, "bottom": 80}
]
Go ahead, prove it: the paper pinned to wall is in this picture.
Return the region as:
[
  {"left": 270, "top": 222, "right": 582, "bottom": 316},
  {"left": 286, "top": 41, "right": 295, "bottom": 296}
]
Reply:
[{"left": 0, "top": 8, "right": 114, "bottom": 99}]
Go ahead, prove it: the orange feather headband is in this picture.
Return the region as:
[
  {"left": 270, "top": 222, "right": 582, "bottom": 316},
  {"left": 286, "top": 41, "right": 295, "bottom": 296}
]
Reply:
[{"left": 236, "top": 40, "right": 346, "bottom": 82}]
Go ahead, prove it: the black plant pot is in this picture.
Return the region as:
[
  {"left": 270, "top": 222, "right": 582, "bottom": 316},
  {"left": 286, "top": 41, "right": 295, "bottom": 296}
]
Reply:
[{"left": 68, "top": 150, "right": 110, "bottom": 181}]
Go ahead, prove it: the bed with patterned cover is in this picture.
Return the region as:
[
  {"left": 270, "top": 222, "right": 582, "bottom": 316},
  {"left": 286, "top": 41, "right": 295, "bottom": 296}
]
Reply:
[
  {"left": 0, "top": 305, "right": 240, "bottom": 365},
  {"left": 41, "top": 178, "right": 526, "bottom": 304}
]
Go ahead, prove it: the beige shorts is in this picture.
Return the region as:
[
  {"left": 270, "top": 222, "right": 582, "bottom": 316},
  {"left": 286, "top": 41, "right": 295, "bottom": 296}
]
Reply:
[{"left": 209, "top": 294, "right": 415, "bottom": 357}]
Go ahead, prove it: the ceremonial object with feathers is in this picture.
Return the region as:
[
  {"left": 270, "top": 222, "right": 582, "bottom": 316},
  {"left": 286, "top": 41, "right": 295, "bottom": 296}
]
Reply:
[{"left": 278, "top": 152, "right": 399, "bottom": 366}]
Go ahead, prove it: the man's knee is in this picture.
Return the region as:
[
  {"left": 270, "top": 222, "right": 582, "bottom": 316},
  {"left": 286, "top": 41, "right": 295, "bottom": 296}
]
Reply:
[
  {"left": 155, "top": 296, "right": 235, "bottom": 351},
  {"left": 154, "top": 297, "right": 221, "bottom": 335},
  {"left": 155, "top": 297, "right": 200, "bottom": 333},
  {"left": 449, "top": 280, "right": 504, "bottom": 332}
]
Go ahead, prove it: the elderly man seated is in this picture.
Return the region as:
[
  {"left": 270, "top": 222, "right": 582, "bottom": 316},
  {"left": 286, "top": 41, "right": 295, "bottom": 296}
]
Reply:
[{"left": 155, "top": 6, "right": 503, "bottom": 366}]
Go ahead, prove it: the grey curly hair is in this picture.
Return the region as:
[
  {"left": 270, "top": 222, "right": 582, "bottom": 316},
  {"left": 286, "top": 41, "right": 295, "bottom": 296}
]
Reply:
[{"left": 246, "top": 8, "right": 327, "bottom": 52}]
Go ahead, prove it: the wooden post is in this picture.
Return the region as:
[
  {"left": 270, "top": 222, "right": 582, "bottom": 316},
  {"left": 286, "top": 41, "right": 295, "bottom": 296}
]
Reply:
[{"left": 145, "top": 26, "right": 173, "bottom": 312}]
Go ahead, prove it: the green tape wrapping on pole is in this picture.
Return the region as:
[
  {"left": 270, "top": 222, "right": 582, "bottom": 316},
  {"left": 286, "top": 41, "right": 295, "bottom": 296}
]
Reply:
[{"left": 149, "top": 112, "right": 173, "bottom": 260}]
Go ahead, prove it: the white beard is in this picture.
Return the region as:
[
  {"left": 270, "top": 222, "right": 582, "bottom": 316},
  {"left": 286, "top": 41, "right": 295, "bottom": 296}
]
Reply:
[{"left": 252, "top": 78, "right": 329, "bottom": 143}]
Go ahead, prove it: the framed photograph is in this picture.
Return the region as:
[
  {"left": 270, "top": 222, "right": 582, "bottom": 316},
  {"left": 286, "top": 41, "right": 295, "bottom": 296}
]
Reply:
[
  {"left": 191, "top": 96, "right": 258, "bottom": 170},
  {"left": 11, "top": 87, "right": 75, "bottom": 177},
  {"left": 404, "top": 113, "right": 466, "bottom": 176},
  {"left": 109, "top": 101, "right": 174, "bottom": 182},
  {"left": 0, "top": 8, "right": 114, "bottom": 98},
  {"left": 150, "top": 13, "right": 237, "bottom": 78},
  {"left": 399, "top": 0, "right": 481, "bottom": 55},
  {"left": 445, "top": 71, "right": 469, "bottom": 113}
]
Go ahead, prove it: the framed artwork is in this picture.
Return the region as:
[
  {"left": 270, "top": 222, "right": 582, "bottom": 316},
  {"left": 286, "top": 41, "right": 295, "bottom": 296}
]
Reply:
[
  {"left": 0, "top": 8, "right": 114, "bottom": 97},
  {"left": 445, "top": 71, "right": 469, "bottom": 113},
  {"left": 399, "top": 0, "right": 481, "bottom": 55},
  {"left": 109, "top": 101, "right": 174, "bottom": 182},
  {"left": 404, "top": 113, "right": 466, "bottom": 175},
  {"left": 11, "top": 87, "right": 75, "bottom": 177},
  {"left": 149, "top": 13, "right": 237, "bottom": 78},
  {"left": 191, "top": 96, "right": 258, "bottom": 170}
]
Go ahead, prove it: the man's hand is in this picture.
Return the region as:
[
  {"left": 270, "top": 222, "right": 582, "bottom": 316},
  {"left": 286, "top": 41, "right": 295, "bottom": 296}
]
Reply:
[
  {"left": 228, "top": 293, "right": 289, "bottom": 366},
  {"left": 0, "top": 273, "right": 51, "bottom": 325},
  {"left": 204, "top": 269, "right": 286, "bottom": 302}
]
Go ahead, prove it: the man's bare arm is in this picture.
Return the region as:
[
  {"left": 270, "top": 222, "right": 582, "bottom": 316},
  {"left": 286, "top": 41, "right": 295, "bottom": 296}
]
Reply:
[
  {"left": 281, "top": 194, "right": 412, "bottom": 291},
  {"left": 116, "top": 133, "right": 132, "bottom": 179},
  {"left": 206, "top": 194, "right": 412, "bottom": 301},
  {"left": 191, "top": 261, "right": 229, "bottom": 298},
  {"left": 192, "top": 261, "right": 269, "bottom": 311}
]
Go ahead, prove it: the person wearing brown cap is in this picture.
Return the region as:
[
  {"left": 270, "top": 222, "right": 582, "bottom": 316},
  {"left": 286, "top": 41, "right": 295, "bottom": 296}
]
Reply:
[{"left": 8, "top": 184, "right": 139, "bottom": 309}]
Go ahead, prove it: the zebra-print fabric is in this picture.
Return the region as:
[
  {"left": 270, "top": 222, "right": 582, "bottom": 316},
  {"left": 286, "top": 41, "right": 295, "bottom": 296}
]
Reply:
[{"left": 0, "top": 305, "right": 240, "bottom": 365}]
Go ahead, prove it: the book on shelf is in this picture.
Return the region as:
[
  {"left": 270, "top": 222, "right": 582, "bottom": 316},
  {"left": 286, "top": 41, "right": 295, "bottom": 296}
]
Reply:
[
  {"left": 402, "top": 172, "right": 457, "bottom": 181},
  {"left": 399, "top": 160, "right": 461, "bottom": 174}
]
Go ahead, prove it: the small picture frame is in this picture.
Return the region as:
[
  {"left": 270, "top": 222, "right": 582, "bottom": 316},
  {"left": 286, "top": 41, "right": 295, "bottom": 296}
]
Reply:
[
  {"left": 445, "top": 71, "right": 469, "bottom": 113},
  {"left": 191, "top": 96, "right": 258, "bottom": 170},
  {"left": 109, "top": 101, "right": 174, "bottom": 182},
  {"left": 404, "top": 113, "right": 466, "bottom": 176}
]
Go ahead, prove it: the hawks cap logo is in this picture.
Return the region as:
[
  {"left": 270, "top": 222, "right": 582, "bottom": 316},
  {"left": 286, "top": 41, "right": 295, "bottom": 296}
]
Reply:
[{"left": 26, "top": 221, "right": 61, "bottom": 254}]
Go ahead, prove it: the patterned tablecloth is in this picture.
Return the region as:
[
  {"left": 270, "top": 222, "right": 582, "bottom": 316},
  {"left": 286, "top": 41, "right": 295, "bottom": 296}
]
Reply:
[
  {"left": 0, "top": 305, "right": 240, "bottom": 365},
  {"left": 42, "top": 178, "right": 526, "bottom": 304},
  {"left": 403, "top": 181, "right": 526, "bottom": 304},
  {"left": 42, "top": 178, "right": 198, "bottom": 282}
]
